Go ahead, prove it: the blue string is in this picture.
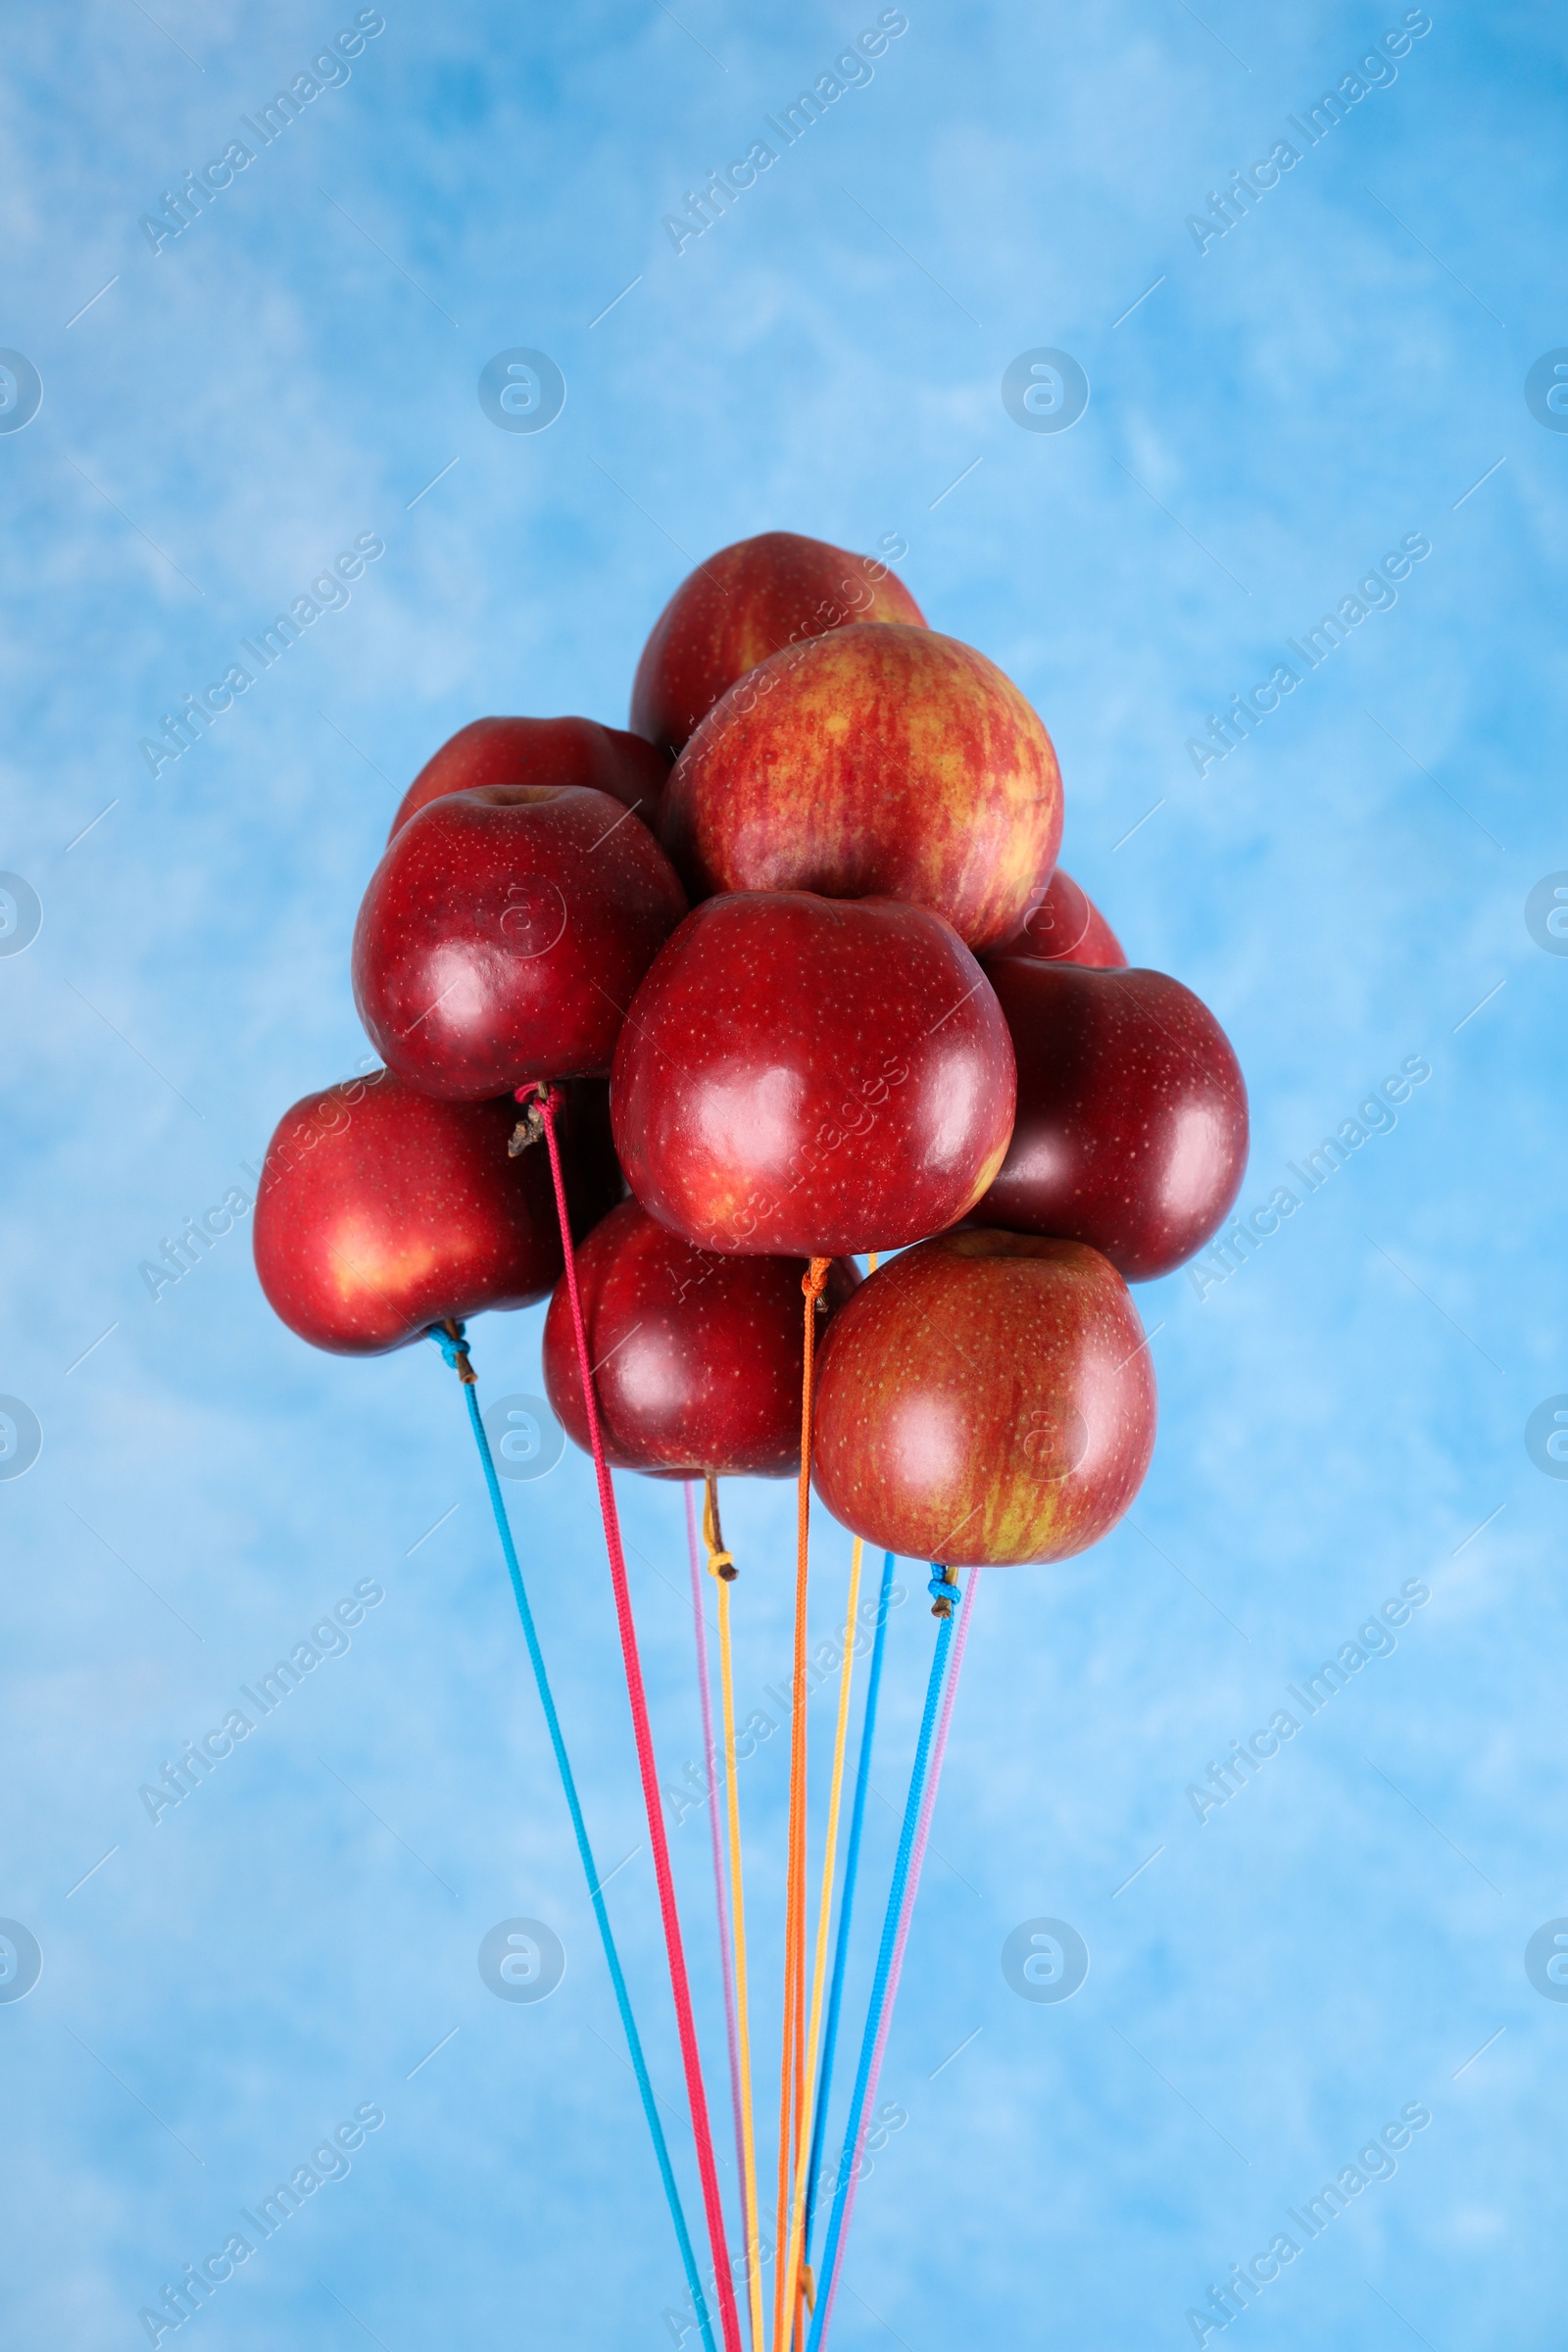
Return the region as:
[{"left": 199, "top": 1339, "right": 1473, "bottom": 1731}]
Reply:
[
  {"left": 802, "top": 1548, "right": 897, "bottom": 2277},
  {"left": 806, "top": 1566, "right": 960, "bottom": 2352},
  {"left": 428, "top": 1325, "right": 717, "bottom": 2352}
]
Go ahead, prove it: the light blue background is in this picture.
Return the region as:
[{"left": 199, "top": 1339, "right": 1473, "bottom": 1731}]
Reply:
[{"left": 1, "top": 2, "right": 1564, "bottom": 2344}]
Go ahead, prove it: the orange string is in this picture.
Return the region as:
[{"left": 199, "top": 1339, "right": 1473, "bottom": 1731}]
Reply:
[{"left": 772, "top": 1255, "right": 831, "bottom": 2352}]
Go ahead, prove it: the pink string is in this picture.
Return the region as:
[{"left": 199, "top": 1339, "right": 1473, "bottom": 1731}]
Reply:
[
  {"left": 686, "top": 1482, "right": 749, "bottom": 2254},
  {"left": 814, "top": 1567, "right": 983, "bottom": 2344}
]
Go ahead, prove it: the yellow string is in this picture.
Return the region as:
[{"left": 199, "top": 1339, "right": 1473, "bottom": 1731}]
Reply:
[
  {"left": 706, "top": 1480, "right": 764, "bottom": 2352},
  {"left": 781, "top": 1534, "right": 864, "bottom": 2334},
  {"left": 780, "top": 1250, "right": 876, "bottom": 2346}
]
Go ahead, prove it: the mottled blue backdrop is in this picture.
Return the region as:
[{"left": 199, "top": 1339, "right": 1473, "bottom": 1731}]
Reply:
[{"left": 2, "top": 3, "right": 1564, "bottom": 2345}]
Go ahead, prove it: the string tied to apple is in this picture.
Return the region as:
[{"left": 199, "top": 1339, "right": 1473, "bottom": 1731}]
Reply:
[
  {"left": 510, "top": 1076, "right": 561, "bottom": 1132},
  {"left": 807, "top": 1564, "right": 981, "bottom": 2349},
  {"left": 534, "top": 1076, "right": 747, "bottom": 2352},
  {"left": 506, "top": 1088, "right": 550, "bottom": 1155},
  {"left": 770, "top": 1245, "right": 836, "bottom": 2350},
  {"left": 430, "top": 1317, "right": 476, "bottom": 1385}
]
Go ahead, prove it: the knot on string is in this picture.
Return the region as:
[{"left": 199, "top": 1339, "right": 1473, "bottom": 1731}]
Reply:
[
  {"left": 801, "top": 2263, "right": 816, "bottom": 2314},
  {"left": 803, "top": 1254, "right": 832, "bottom": 1315},
  {"left": 429, "top": 1318, "right": 477, "bottom": 1386},
  {"left": 508, "top": 1080, "right": 564, "bottom": 1155},
  {"left": 928, "top": 1565, "right": 957, "bottom": 1619}
]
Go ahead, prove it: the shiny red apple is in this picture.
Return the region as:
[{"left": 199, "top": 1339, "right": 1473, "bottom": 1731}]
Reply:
[
  {"left": 630, "top": 529, "right": 927, "bottom": 757},
  {"left": 660, "top": 624, "right": 1062, "bottom": 952},
  {"left": 811, "top": 1231, "right": 1155, "bottom": 1565},
  {"left": 253, "top": 1069, "right": 561, "bottom": 1353},
  {"left": 542, "top": 1198, "right": 859, "bottom": 1477},
  {"left": 612, "top": 891, "right": 1016, "bottom": 1256},
  {"left": 388, "top": 716, "right": 669, "bottom": 841},
  {"left": 973, "top": 960, "right": 1249, "bottom": 1280},
  {"left": 352, "top": 784, "right": 688, "bottom": 1100},
  {"left": 995, "top": 866, "right": 1126, "bottom": 967}
]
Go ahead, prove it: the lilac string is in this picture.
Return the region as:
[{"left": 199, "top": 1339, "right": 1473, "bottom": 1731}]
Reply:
[
  {"left": 686, "top": 1480, "right": 748, "bottom": 2247},
  {"left": 813, "top": 1567, "right": 982, "bottom": 2345}
]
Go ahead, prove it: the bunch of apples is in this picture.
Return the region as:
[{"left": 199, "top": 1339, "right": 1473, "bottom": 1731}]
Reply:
[{"left": 254, "top": 531, "right": 1248, "bottom": 1566}]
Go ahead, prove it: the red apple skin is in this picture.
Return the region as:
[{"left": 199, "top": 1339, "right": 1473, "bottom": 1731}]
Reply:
[
  {"left": 388, "top": 717, "right": 669, "bottom": 842},
  {"left": 973, "top": 960, "right": 1249, "bottom": 1281},
  {"left": 253, "top": 1069, "right": 562, "bottom": 1354},
  {"left": 352, "top": 784, "right": 688, "bottom": 1100},
  {"left": 811, "top": 1230, "right": 1156, "bottom": 1566},
  {"left": 611, "top": 891, "right": 1017, "bottom": 1257},
  {"left": 661, "top": 624, "right": 1063, "bottom": 953},
  {"left": 542, "top": 1198, "right": 860, "bottom": 1478},
  {"left": 630, "top": 530, "right": 927, "bottom": 757},
  {"left": 994, "top": 867, "right": 1127, "bottom": 968}
]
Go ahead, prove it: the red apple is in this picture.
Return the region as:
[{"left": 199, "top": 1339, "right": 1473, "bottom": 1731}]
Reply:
[
  {"left": 542, "top": 1198, "right": 859, "bottom": 1477},
  {"left": 630, "top": 529, "right": 927, "bottom": 756},
  {"left": 973, "top": 960, "right": 1249, "bottom": 1280},
  {"left": 660, "top": 624, "right": 1062, "bottom": 952},
  {"left": 611, "top": 891, "right": 1016, "bottom": 1256},
  {"left": 995, "top": 866, "right": 1126, "bottom": 967},
  {"left": 811, "top": 1231, "right": 1155, "bottom": 1565},
  {"left": 387, "top": 716, "right": 669, "bottom": 841},
  {"left": 352, "top": 784, "right": 688, "bottom": 1100},
  {"left": 253, "top": 1069, "right": 561, "bottom": 1353}
]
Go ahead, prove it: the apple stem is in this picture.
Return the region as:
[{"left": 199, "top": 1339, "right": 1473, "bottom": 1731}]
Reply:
[
  {"left": 506, "top": 1089, "right": 549, "bottom": 1155},
  {"left": 703, "top": 1473, "right": 737, "bottom": 1582}
]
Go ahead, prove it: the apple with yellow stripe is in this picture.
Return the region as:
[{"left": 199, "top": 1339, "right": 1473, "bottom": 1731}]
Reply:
[
  {"left": 660, "top": 622, "right": 1063, "bottom": 953},
  {"left": 810, "top": 1230, "right": 1155, "bottom": 1565}
]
